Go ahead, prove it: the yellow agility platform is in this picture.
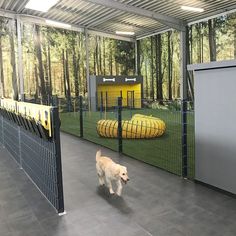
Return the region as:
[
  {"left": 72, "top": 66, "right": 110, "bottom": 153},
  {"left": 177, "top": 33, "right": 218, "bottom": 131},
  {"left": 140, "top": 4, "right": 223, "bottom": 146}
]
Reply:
[
  {"left": 89, "top": 76, "right": 143, "bottom": 111},
  {"left": 97, "top": 114, "right": 166, "bottom": 139}
]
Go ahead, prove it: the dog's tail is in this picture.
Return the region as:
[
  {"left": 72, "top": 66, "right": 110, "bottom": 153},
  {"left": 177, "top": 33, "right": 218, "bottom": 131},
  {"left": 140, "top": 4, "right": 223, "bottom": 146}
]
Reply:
[{"left": 96, "top": 150, "right": 101, "bottom": 162}]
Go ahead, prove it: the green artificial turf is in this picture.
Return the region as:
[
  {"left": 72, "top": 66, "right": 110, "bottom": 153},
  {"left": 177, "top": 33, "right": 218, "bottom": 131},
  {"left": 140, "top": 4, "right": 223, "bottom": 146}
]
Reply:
[{"left": 60, "top": 109, "right": 195, "bottom": 178}]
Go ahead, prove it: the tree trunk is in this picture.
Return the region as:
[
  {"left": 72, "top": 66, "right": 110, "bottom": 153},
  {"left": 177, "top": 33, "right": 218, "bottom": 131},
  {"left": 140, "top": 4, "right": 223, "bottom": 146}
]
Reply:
[
  {"left": 156, "top": 34, "right": 163, "bottom": 101},
  {"left": 93, "top": 50, "right": 96, "bottom": 75},
  {"left": 9, "top": 23, "right": 18, "bottom": 100},
  {"left": 201, "top": 29, "right": 204, "bottom": 62},
  {"left": 72, "top": 44, "right": 79, "bottom": 97},
  {"left": 48, "top": 43, "right": 52, "bottom": 97},
  {"left": 65, "top": 49, "right": 71, "bottom": 101},
  {"left": 62, "top": 50, "right": 67, "bottom": 97},
  {"left": 109, "top": 39, "right": 113, "bottom": 75},
  {"left": 34, "top": 25, "right": 47, "bottom": 104},
  {"left": 34, "top": 64, "right": 39, "bottom": 99},
  {"left": 103, "top": 37, "right": 106, "bottom": 75},
  {"left": 83, "top": 65, "right": 86, "bottom": 96},
  {"left": 208, "top": 19, "right": 216, "bottom": 61},
  {"left": 137, "top": 40, "right": 141, "bottom": 75},
  {"left": 115, "top": 61, "right": 119, "bottom": 75},
  {"left": 99, "top": 37, "right": 102, "bottom": 75},
  {"left": 190, "top": 25, "right": 193, "bottom": 64},
  {"left": 95, "top": 36, "right": 99, "bottom": 74},
  {"left": 168, "top": 31, "right": 172, "bottom": 100},
  {"left": 145, "top": 59, "right": 149, "bottom": 98},
  {"left": 234, "top": 27, "right": 236, "bottom": 59},
  {"left": 196, "top": 24, "right": 202, "bottom": 63},
  {"left": 77, "top": 53, "right": 81, "bottom": 96},
  {"left": 150, "top": 37, "right": 154, "bottom": 101},
  {"left": 43, "top": 44, "right": 49, "bottom": 100},
  {"left": 0, "top": 33, "right": 5, "bottom": 97}
]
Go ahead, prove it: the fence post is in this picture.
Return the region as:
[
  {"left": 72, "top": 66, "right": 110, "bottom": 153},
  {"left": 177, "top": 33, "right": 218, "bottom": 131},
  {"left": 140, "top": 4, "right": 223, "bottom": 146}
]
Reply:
[
  {"left": 51, "top": 107, "right": 65, "bottom": 214},
  {"left": 182, "top": 99, "right": 188, "bottom": 178},
  {"left": 79, "top": 96, "right": 84, "bottom": 138},
  {"left": 118, "top": 97, "right": 123, "bottom": 153},
  {"left": 52, "top": 95, "right": 58, "bottom": 107}
]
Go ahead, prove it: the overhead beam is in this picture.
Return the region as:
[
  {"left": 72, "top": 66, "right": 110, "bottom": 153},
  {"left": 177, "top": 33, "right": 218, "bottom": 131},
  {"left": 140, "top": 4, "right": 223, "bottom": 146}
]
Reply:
[
  {"left": 0, "top": 9, "right": 16, "bottom": 19},
  {"left": 87, "top": 29, "right": 135, "bottom": 42},
  {"left": 0, "top": 8, "right": 133, "bottom": 42},
  {"left": 19, "top": 14, "right": 84, "bottom": 33},
  {"left": 20, "top": 14, "right": 133, "bottom": 41},
  {"left": 85, "top": 0, "right": 186, "bottom": 31}
]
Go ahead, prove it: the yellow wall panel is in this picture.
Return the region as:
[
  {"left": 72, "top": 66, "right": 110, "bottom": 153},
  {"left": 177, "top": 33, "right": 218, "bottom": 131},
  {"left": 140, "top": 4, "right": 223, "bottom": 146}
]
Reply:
[{"left": 97, "top": 84, "right": 141, "bottom": 108}]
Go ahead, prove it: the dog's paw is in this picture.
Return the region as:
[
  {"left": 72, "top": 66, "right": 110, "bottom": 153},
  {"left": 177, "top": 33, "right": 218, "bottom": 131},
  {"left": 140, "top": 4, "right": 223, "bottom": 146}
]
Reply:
[
  {"left": 116, "top": 192, "right": 122, "bottom": 197},
  {"left": 109, "top": 189, "right": 115, "bottom": 195}
]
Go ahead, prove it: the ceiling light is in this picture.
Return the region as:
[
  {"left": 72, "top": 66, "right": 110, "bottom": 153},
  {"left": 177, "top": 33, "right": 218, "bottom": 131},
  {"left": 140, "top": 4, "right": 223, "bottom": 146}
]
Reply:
[
  {"left": 116, "top": 31, "right": 135, "bottom": 36},
  {"left": 181, "top": 6, "right": 204, "bottom": 13},
  {"left": 25, "top": 0, "right": 59, "bottom": 12},
  {"left": 45, "top": 20, "right": 71, "bottom": 29}
]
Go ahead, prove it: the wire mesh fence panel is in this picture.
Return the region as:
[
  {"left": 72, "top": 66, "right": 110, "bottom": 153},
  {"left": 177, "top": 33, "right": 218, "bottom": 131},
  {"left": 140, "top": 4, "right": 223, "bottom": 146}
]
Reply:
[
  {"left": 0, "top": 104, "right": 64, "bottom": 213},
  {"left": 56, "top": 97, "right": 79, "bottom": 112},
  {"left": 57, "top": 95, "right": 195, "bottom": 178},
  {"left": 20, "top": 128, "right": 60, "bottom": 210},
  {"left": 3, "top": 119, "right": 20, "bottom": 164},
  {"left": 83, "top": 97, "right": 119, "bottom": 152},
  {"left": 59, "top": 97, "right": 81, "bottom": 137},
  {"left": 122, "top": 99, "right": 183, "bottom": 176},
  {"left": 187, "top": 102, "right": 195, "bottom": 179},
  {"left": 60, "top": 112, "right": 81, "bottom": 137}
]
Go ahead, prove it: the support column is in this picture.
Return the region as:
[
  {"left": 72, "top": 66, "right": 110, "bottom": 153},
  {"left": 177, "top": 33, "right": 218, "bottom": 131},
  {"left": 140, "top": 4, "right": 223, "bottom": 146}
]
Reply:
[
  {"left": 17, "top": 16, "right": 24, "bottom": 101},
  {"left": 85, "top": 29, "right": 90, "bottom": 108},
  {"left": 180, "top": 28, "right": 188, "bottom": 178}
]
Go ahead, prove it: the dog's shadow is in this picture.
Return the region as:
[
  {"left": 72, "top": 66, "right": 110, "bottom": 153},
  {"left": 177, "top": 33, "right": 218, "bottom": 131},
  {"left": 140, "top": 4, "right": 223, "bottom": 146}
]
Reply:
[{"left": 96, "top": 186, "right": 133, "bottom": 215}]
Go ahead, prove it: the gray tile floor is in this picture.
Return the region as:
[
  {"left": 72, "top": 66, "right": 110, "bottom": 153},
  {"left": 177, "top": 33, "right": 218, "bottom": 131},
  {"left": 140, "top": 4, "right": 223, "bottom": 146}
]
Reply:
[{"left": 0, "top": 132, "right": 236, "bottom": 236}]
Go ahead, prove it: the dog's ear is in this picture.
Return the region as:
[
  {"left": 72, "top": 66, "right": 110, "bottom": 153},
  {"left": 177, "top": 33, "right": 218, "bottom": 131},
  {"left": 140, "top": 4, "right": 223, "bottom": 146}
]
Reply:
[{"left": 115, "top": 166, "right": 120, "bottom": 177}]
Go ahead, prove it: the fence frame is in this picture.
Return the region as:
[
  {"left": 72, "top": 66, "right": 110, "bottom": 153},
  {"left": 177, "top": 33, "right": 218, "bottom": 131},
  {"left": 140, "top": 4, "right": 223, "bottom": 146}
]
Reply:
[{"left": 51, "top": 107, "right": 65, "bottom": 214}]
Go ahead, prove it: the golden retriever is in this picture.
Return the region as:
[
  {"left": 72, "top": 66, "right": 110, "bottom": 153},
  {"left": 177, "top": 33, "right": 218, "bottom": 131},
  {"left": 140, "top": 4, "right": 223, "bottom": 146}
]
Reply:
[{"left": 96, "top": 150, "right": 129, "bottom": 196}]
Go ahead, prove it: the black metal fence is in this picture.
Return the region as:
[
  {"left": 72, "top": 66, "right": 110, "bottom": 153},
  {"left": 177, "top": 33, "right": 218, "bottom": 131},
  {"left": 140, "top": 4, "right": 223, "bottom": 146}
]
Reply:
[
  {"left": 0, "top": 105, "right": 64, "bottom": 214},
  {"left": 59, "top": 96, "right": 195, "bottom": 179}
]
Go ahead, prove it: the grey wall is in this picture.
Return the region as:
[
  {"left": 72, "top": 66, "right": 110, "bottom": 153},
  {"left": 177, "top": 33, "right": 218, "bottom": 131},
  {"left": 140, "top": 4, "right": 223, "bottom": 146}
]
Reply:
[{"left": 195, "top": 66, "right": 236, "bottom": 194}]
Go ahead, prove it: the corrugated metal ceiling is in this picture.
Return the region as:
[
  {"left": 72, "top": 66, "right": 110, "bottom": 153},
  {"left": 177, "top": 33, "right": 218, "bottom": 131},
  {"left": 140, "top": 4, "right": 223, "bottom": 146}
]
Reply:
[{"left": 0, "top": 0, "right": 236, "bottom": 39}]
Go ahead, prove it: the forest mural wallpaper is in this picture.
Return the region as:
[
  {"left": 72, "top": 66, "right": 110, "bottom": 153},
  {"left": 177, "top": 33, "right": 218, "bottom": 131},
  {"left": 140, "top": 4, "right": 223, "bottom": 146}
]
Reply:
[{"left": 0, "top": 12, "right": 236, "bottom": 103}]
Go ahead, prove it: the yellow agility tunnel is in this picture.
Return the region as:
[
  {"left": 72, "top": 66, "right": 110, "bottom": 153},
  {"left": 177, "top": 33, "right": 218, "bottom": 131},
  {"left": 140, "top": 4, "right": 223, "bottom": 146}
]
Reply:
[{"left": 97, "top": 114, "right": 166, "bottom": 139}]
